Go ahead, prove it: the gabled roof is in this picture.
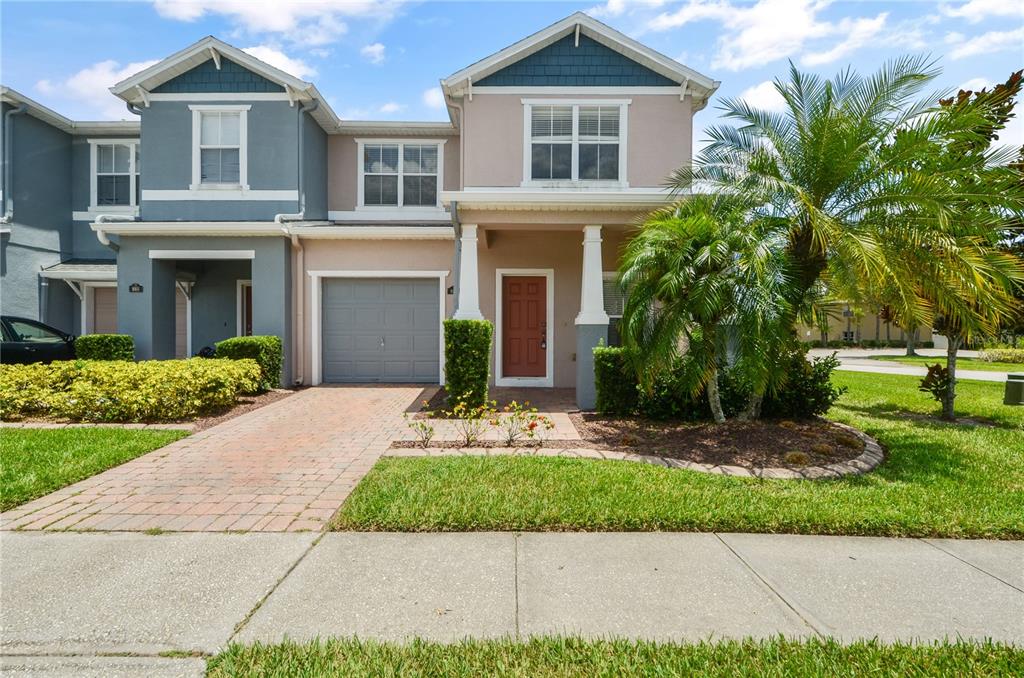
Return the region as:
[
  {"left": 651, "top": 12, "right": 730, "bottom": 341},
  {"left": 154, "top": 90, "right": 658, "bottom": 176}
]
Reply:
[
  {"left": 442, "top": 12, "right": 719, "bottom": 106},
  {"left": 109, "top": 36, "right": 340, "bottom": 132},
  {"left": 1, "top": 86, "right": 139, "bottom": 135}
]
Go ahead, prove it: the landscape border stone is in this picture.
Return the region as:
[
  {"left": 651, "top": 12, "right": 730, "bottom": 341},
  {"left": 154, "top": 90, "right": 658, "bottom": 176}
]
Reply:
[{"left": 383, "top": 421, "right": 886, "bottom": 480}]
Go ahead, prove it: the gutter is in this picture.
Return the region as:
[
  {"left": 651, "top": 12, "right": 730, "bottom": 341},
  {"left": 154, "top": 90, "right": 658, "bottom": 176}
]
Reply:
[
  {"left": 92, "top": 213, "right": 134, "bottom": 252},
  {"left": 1, "top": 104, "right": 29, "bottom": 224}
]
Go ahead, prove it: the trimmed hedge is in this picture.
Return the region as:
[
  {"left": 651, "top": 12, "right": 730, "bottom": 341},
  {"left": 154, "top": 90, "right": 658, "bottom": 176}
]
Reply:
[
  {"left": 978, "top": 348, "right": 1024, "bottom": 364},
  {"left": 444, "top": 319, "right": 493, "bottom": 409},
  {"left": 215, "top": 335, "right": 283, "bottom": 391},
  {"left": 0, "top": 358, "right": 261, "bottom": 423},
  {"left": 593, "top": 344, "right": 845, "bottom": 421},
  {"left": 74, "top": 334, "right": 134, "bottom": 361}
]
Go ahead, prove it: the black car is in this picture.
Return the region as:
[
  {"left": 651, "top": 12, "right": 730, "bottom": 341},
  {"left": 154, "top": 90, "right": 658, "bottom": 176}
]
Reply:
[{"left": 1, "top": 316, "right": 76, "bottom": 364}]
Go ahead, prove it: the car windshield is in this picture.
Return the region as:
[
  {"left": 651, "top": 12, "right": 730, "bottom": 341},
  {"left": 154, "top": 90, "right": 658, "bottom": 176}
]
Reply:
[{"left": 7, "top": 320, "right": 65, "bottom": 343}]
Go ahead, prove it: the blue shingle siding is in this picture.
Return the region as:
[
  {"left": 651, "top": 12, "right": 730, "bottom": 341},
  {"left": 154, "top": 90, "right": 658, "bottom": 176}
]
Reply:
[
  {"left": 476, "top": 34, "right": 678, "bottom": 87},
  {"left": 152, "top": 57, "right": 285, "bottom": 93}
]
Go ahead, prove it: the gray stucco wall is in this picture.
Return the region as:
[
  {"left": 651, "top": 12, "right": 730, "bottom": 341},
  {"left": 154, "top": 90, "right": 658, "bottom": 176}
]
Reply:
[
  {"left": 0, "top": 105, "right": 73, "bottom": 330},
  {"left": 139, "top": 100, "right": 301, "bottom": 222},
  {"left": 70, "top": 135, "right": 130, "bottom": 260},
  {"left": 114, "top": 235, "right": 292, "bottom": 384}
]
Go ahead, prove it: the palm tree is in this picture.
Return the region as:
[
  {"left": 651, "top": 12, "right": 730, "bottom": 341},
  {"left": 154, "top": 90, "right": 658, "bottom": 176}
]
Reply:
[
  {"left": 671, "top": 57, "right": 1020, "bottom": 335},
  {"left": 618, "top": 194, "right": 789, "bottom": 422}
]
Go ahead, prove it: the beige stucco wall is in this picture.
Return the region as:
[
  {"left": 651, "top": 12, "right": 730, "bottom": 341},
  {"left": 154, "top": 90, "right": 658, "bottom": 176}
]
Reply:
[
  {"left": 462, "top": 93, "right": 693, "bottom": 188},
  {"left": 327, "top": 134, "right": 460, "bottom": 212},
  {"left": 475, "top": 226, "right": 631, "bottom": 388}
]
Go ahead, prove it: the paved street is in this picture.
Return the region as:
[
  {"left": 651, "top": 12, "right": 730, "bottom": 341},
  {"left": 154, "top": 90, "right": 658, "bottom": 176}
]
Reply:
[
  {"left": 807, "top": 347, "right": 1014, "bottom": 383},
  {"left": 2, "top": 532, "right": 1021, "bottom": 676}
]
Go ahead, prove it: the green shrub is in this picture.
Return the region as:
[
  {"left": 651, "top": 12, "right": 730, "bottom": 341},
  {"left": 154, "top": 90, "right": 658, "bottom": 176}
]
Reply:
[
  {"left": 978, "top": 348, "right": 1024, "bottom": 364},
  {"left": 761, "top": 348, "right": 847, "bottom": 419},
  {"left": 215, "top": 335, "right": 283, "bottom": 391},
  {"left": 591, "top": 344, "right": 845, "bottom": 420},
  {"left": 443, "top": 319, "right": 493, "bottom": 409},
  {"left": 74, "top": 334, "right": 134, "bottom": 361},
  {"left": 0, "top": 359, "right": 260, "bottom": 423},
  {"left": 593, "top": 345, "right": 639, "bottom": 415}
]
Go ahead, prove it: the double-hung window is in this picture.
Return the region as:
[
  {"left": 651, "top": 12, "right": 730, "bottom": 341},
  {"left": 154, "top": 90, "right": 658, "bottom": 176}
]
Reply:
[
  {"left": 189, "top": 105, "right": 249, "bottom": 190},
  {"left": 359, "top": 140, "right": 443, "bottom": 208},
  {"left": 525, "top": 101, "right": 627, "bottom": 185},
  {"left": 90, "top": 139, "right": 139, "bottom": 210}
]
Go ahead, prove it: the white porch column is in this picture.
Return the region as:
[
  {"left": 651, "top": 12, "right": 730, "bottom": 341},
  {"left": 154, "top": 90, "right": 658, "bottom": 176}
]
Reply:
[
  {"left": 576, "top": 225, "right": 609, "bottom": 326},
  {"left": 575, "top": 225, "right": 609, "bottom": 410},
  {"left": 453, "top": 224, "right": 483, "bottom": 320}
]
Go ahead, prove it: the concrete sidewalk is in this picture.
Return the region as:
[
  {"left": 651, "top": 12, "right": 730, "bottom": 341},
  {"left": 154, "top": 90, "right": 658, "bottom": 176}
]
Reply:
[{"left": 2, "top": 532, "right": 1022, "bottom": 676}]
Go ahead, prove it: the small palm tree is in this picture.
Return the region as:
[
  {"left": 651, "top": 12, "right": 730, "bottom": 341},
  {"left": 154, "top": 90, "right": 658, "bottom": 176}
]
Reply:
[{"left": 619, "top": 194, "right": 789, "bottom": 422}]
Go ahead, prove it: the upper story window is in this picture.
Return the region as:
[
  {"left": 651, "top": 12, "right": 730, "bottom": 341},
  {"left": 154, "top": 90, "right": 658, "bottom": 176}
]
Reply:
[
  {"left": 89, "top": 139, "right": 139, "bottom": 211},
  {"left": 189, "top": 105, "right": 249, "bottom": 190},
  {"left": 524, "top": 100, "right": 628, "bottom": 186},
  {"left": 358, "top": 140, "right": 445, "bottom": 209}
]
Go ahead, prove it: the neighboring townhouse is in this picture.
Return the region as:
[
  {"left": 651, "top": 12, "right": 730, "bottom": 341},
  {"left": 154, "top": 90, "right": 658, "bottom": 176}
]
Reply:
[{"left": 0, "top": 12, "right": 721, "bottom": 408}]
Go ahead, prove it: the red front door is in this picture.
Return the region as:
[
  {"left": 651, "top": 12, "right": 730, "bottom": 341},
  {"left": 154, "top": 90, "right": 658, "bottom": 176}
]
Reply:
[{"left": 502, "top": 276, "right": 546, "bottom": 378}]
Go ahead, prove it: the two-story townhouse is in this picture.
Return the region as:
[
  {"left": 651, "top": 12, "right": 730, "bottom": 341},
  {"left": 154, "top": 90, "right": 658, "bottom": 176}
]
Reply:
[{"left": 1, "top": 12, "right": 721, "bottom": 408}]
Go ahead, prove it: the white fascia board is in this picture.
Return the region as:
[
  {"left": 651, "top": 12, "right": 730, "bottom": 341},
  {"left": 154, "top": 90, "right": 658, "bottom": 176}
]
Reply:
[
  {"left": 111, "top": 36, "right": 312, "bottom": 98},
  {"left": 442, "top": 12, "right": 718, "bottom": 98},
  {"left": 38, "top": 270, "right": 117, "bottom": 281},
  {"left": 441, "top": 188, "right": 677, "bottom": 208},
  {"left": 91, "top": 222, "right": 289, "bottom": 237},
  {"left": 290, "top": 226, "right": 455, "bottom": 240}
]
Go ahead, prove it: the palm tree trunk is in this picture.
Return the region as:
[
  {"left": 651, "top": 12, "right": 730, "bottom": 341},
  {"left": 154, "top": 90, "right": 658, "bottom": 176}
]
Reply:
[
  {"left": 706, "top": 366, "right": 726, "bottom": 424},
  {"left": 741, "top": 390, "right": 763, "bottom": 421},
  {"left": 942, "top": 335, "right": 962, "bottom": 422},
  {"left": 905, "top": 326, "right": 919, "bottom": 357}
]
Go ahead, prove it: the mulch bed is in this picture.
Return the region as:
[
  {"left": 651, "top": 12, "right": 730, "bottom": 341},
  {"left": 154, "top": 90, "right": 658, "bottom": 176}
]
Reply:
[{"left": 568, "top": 413, "right": 865, "bottom": 469}]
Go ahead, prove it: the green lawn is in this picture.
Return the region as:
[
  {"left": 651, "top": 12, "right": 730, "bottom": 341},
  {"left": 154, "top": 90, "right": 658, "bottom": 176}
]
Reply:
[
  {"left": 873, "top": 355, "right": 1024, "bottom": 373},
  {"left": 207, "top": 637, "right": 1023, "bottom": 677},
  {"left": 0, "top": 428, "right": 187, "bottom": 511},
  {"left": 333, "top": 372, "right": 1024, "bottom": 538}
]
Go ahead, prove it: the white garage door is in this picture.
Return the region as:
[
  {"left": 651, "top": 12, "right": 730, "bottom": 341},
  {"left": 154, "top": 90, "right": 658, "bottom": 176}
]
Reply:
[{"left": 321, "top": 278, "right": 440, "bottom": 383}]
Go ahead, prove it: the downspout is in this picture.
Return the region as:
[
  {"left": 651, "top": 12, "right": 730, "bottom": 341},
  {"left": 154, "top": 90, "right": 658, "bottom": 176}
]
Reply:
[
  {"left": 272, "top": 99, "right": 319, "bottom": 385},
  {"left": 1, "top": 104, "right": 29, "bottom": 224}
]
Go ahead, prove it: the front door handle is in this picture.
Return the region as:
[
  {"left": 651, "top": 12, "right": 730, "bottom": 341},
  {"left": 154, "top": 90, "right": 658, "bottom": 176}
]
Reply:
[{"left": 380, "top": 336, "right": 385, "bottom": 348}]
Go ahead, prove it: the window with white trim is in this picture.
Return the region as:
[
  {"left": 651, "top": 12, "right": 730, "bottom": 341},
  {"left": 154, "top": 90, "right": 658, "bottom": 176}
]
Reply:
[
  {"left": 189, "top": 105, "right": 249, "bottom": 189},
  {"left": 359, "top": 141, "right": 442, "bottom": 208},
  {"left": 526, "top": 101, "right": 626, "bottom": 184},
  {"left": 90, "top": 140, "right": 139, "bottom": 209},
  {"left": 603, "top": 272, "right": 628, "bottom": 346}
]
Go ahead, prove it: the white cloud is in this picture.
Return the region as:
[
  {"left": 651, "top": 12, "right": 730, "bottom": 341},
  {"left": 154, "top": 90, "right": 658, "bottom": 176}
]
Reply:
[
  {"left": 801, "top": 13, "right": 888, "bottom": 66},
  {"left": 738, "top": 80, "right": 787, "bottom": 111},
  {"left": 644, "top": 0, "right": 889, "bottom": 71},
  {"left": 378, "top": 101, "right": 405, "bottom": 114},
  {"left": 152, "top": 0, "right": 407, "bottom": 46},
  {"left": 360, "top": 43, "right": 386, "bottom": 64},
  {"left": 588, "top": 0, "right": 667, "bottom": 18},
  {"left": 948, "top": 27, "right": 1024, "bottom": 59},
  {"left": 34, "top": 58, "right": 160, "bottom": 119},
  {"left": 941, "top": 0, "right": 1024, "bottom": 24},
  {"left": 242, "top": 45, "right": 315, "bottom": 79},
  {"left": 959, "top": 77, "right": 993, "bottom": 92},
  {"left": 422, "top": 87, "right": 445, "bottom": 109}
]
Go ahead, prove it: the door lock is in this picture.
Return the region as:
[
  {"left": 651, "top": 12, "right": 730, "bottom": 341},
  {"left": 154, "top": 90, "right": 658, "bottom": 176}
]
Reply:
[{"left": 380, "top": 336, "right": 385, "bottom": 348}]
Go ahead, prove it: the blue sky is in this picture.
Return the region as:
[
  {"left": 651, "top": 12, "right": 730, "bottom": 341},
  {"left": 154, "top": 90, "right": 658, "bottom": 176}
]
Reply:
[{"left": 2, "top": 0, "right": 1022, "bottom": 150}]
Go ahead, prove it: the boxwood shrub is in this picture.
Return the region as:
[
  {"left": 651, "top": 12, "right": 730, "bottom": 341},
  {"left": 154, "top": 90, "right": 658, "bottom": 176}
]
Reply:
[
  {"left": 74, "top": 334, "right": 134, "bottom": 361},
  {"left": 594, "top": 345, "right": 639, "bottom": 415},
  {"left": 0, "top": 358, "right": 261, "bottom": 423},
  {"left": 444, "top": 319, "right": 493, "bottom": 408},
  {"left": 215, "top": 335, "right": 283, "bottom": 391}
]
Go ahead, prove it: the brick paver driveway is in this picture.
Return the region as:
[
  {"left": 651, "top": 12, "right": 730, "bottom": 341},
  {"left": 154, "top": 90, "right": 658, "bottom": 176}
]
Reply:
[{"left": 1, "top": 386, "right": 426, "bottom": 533}]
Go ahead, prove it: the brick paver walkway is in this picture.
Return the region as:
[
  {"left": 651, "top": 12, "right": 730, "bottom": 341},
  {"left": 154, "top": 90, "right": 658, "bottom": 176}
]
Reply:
[{"left": 0, "top": 386, "right": 425, "bottom": 533}]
